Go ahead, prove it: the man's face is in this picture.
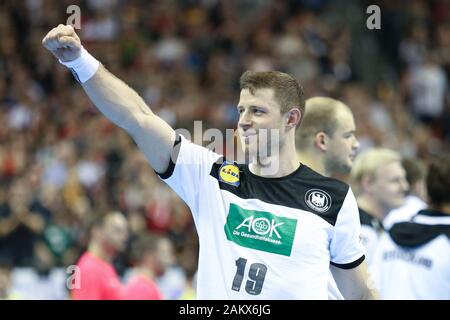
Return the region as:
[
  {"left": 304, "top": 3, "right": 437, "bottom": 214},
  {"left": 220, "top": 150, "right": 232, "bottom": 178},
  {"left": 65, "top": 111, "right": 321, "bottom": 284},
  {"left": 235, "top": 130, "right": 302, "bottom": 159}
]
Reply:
[
  {"left": 237, "top": 88, "right": 285, "bottom": 160},
  {"left": 369, "top": 161, "right": 409, "bottom": 210},
  {"left": 101, "top": 214, "right": 129, "bottom": 253},
  {"left": 324, "top": 108, "right": 360, "bottom": 174},
  {"left": 156, "top": 238, "right": 175, "bottom": 275}
]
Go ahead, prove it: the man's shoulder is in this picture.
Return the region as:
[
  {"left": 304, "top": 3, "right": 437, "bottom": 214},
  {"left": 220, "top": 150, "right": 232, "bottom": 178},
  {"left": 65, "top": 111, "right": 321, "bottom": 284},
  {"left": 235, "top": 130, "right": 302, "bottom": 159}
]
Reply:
[{"left": 76, "top": 252, "right": 112, "bottom": 273}]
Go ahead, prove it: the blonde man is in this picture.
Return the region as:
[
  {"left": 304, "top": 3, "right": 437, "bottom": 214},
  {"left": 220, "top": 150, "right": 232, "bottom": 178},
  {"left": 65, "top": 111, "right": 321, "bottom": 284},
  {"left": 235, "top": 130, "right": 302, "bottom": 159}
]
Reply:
[{"left": 351, "top": 148, "right": 409, "bottom": 265}]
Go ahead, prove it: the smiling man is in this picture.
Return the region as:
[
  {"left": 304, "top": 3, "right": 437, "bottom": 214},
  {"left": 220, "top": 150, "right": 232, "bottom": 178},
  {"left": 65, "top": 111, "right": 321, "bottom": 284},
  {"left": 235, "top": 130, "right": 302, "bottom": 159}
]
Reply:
[{"left": 42, "top": 24, "right": 376, "bottom": 299}]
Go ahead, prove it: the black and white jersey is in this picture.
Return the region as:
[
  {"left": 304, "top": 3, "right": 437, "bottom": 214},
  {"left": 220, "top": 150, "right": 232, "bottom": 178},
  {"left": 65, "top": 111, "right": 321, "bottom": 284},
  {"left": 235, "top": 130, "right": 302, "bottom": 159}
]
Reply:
[
  {"left": 359, "top": 208, "right": 384, "bottom": 265},
  {"left": 383, "top": 195, "right": 427, "bottom": 230},
  {"left": 157, "top": 135, "right": 365, "bottom": 299},
  {"left": 371, "top": 209, "right": 450, "bottom": 299}
]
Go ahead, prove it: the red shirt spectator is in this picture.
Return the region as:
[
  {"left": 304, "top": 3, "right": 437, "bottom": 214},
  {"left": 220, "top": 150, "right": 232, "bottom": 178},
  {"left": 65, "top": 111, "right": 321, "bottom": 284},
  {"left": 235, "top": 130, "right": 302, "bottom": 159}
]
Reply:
[
  {"left": 72, "top": 252, "right": 124, "bottom": 300},
  {"left": 71, "top": 211, "right": 129, "bottom": 300},
  {"left": 122, "top": 274, "right": 163, "bottom": 300}
]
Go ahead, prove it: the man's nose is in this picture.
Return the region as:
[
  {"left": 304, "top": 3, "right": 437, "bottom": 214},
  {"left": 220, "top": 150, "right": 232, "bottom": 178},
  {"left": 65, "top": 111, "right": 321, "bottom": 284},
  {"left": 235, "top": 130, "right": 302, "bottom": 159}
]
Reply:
[
  {"left": 402, "top": 179, "right": 410, "bottom": 193},
  {"left": 239, "top": 112, "right": 253, "bottom": 130},
  {"left": 353, "top": 137, "right": 360, "bottom": 150}
]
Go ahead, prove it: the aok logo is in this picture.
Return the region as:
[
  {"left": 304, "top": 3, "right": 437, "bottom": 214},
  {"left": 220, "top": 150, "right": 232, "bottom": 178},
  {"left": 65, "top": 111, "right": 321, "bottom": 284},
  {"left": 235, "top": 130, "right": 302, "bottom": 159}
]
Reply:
[
  {"left": 225, "top": 204, "right": 297, "bottom": 256},
  {"left": 235, "top": 216, "right": 283, "bottom": 239}
]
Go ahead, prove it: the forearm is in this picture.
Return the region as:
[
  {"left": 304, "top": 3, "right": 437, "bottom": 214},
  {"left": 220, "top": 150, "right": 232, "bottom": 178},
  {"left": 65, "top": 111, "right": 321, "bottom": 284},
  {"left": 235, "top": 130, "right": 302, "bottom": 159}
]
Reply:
[
  {"left": 343, "top": 278, "right": 378, "bottom": 300},
  {"left": 331, "top": 262, "right": 379, "bottom": 300},
  {"left": 43, "top": 24, "right": 176, "bottom": 172},
  {"left": 82, "top": 64, "right": 153, "bottom": 135}
]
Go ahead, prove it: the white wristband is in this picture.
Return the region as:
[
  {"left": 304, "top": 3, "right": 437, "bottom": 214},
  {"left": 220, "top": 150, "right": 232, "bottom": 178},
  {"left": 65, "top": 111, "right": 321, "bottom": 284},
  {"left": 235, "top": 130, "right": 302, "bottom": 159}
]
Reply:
[{"left": 59, "top": 47, "right": 100, "bottom": 83}]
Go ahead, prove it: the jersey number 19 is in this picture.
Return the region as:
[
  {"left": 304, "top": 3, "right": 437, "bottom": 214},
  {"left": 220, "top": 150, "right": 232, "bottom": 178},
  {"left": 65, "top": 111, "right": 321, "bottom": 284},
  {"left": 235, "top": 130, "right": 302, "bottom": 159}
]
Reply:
[{"left": 231, "top": 257, "right": 267, "bottom": 295}]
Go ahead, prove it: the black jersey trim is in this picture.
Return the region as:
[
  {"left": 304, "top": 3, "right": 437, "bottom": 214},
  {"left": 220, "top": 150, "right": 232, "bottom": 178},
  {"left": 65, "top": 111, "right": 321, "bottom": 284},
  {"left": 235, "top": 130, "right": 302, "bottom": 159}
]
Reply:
[
  {"left": 154, "top": 134, "right": 182, "bottom": 179},
  {"left": 210, "top": 161, "right": 350, "bottom": 226},
  {"left": 359, "top": 207, "right": 384, "bottom": 232},
  {"left": 389, "top": 221, "right": 450, "bottom": 247},
  {"left": 330, "top": 255, "right": 365, "bottom": 269},
  {"left": 416, "top": 209, "right": 449, "bottom": 218}
]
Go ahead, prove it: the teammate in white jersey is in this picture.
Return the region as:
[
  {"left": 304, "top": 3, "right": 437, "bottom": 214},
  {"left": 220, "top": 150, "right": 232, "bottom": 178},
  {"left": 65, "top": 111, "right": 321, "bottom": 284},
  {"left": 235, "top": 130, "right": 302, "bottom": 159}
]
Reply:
[
  {"left": 371, "top": 155, "right": 450, "bottom": 299},
  {"left": 42, "top": 24, "right": 377, "bottom": 299},
  {"left": 296, "top": 97, "right": 360, "bottom": 300},
  {"left": 383, "top": 158, "right": 427, "bottom": 230},
  {"left": 351, "top": 148, "right": 409, "bottom": 265}
]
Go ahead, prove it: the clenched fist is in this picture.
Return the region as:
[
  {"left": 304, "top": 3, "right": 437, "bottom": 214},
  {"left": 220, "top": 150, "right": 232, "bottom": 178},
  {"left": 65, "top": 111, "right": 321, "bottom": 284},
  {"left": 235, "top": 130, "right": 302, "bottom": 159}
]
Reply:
[{"left": 42, "top": 24, "right": 82, "bottom": 62}]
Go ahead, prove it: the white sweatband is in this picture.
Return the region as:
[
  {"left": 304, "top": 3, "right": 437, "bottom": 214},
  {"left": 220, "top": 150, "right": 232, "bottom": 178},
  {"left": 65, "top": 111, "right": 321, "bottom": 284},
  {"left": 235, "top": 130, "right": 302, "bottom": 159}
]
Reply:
[{"left": 59, "top": 47, "right": 100, "bottom": 83}]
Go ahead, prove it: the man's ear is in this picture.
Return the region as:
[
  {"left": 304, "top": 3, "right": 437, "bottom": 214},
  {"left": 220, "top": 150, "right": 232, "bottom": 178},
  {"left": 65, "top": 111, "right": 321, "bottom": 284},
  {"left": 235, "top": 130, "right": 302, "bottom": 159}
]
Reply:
[
  {"left": 285, "top": 108, "right": 302, "bottom": 129},
  {"left": 361, "top": 175, "right": 373, "bottom": 194},
  {"left": 314, "top": 132, "right": 328, "bottom": 152}
]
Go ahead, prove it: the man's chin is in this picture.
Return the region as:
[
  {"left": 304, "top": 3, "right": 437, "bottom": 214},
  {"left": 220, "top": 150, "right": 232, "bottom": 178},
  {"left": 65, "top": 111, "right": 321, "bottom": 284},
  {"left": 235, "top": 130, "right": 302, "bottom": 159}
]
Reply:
[{"left": 390, "top": 199, "right": 406, "bottom": 209}]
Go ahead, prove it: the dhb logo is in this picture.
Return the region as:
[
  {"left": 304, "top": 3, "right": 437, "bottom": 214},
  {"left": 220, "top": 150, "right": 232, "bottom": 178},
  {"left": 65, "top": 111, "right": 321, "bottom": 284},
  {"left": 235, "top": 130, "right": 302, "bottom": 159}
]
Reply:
[{"left": 305, "top": 189, "right": 332, "bottom": 213}]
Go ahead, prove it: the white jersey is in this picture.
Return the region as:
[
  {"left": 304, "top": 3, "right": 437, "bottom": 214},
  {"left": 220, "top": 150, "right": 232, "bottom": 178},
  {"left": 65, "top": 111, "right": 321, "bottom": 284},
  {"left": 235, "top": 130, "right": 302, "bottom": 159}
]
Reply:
[
  {"left": 359, "top": 208, "right": 384, "bottom": 266},
  {"left": 371, "top": 209, "right": 450, "bottom": 299},
  {"left": 383, "top": 195, "right": 427, "bottom": 230},
  {"left": 158, "top": 135, "right": 365, "bottom": 299}
]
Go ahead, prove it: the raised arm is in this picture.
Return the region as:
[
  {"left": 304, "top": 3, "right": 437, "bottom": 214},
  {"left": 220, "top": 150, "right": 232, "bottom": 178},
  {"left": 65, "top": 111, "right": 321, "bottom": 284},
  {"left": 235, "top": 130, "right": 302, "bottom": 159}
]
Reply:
[{"left": 42, "top": 24, "right": 175, "bottom": 173}]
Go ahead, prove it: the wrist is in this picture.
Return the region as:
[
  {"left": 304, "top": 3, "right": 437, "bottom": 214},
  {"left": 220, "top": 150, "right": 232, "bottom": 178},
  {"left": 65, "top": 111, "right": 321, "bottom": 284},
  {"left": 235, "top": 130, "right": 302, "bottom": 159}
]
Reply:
[{"left": 59, "top": 47, "right": 100, "bottom": 83}]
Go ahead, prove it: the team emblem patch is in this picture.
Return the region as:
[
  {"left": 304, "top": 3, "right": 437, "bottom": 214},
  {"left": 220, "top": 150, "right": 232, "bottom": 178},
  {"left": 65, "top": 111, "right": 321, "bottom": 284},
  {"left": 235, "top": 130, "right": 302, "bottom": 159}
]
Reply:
[
  {"left": 219, "top": 162, "right": 240, "bottom": 187},
  {"left": 305, "top": 189, "right": 332, "bottom": 213}
]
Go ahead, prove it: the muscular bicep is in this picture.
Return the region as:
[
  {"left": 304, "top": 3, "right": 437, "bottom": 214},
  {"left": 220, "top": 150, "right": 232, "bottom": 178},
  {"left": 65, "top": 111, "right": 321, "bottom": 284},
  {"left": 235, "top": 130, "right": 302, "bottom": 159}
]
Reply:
[
  {"left": 81, "top": 65, "right": 176, "bottom": 173},
  {"left": 330, "top": 260, "right": 378, "bottom": 300},
  {"left": 130, "top": 113, "right": 176, "bottom": 173}
]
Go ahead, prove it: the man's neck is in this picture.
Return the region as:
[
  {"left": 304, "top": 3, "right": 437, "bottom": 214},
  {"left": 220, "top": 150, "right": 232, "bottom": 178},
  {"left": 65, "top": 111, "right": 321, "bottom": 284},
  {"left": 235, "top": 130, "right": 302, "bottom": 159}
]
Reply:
[
  {"left": 249, "top": 143, "right": 300, "bottom": 178},
  {"left": 357, "top": 195, "right": 390, "bottom": 221},
  {"left": 429, "top": 203, "right": 450, "bottom": 215},
  {"left": 297, "top": 151, "right": 326, "bottom": 175},
  {"left": 88, "top": 242, "right": 113, "bottom": 263}
]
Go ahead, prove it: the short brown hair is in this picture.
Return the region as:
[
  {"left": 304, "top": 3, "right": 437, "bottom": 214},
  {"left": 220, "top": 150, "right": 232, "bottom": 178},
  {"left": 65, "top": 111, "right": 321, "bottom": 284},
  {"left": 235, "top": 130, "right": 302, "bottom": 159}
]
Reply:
[
  {"left": 130, "top": 232, "right": 164, "bottom": 264},
  {"left": 426, "top": 154, "right": 450, "bottom": 207},
  {"left": 239, "top": 70, "right": 305, "bottom": 116},
  {"left": 296, "top": 97, "right": 350, "bottom": 149},
  {"left": 402, "top": 158, "right": 427, "bottom": 186}
]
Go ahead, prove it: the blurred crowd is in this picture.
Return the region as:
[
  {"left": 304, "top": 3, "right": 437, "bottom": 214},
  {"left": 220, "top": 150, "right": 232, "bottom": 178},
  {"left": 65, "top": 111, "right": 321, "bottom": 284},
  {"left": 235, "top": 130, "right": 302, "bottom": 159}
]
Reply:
[{"left": 0, "top": 0, "right": 449, "bottom": 299}]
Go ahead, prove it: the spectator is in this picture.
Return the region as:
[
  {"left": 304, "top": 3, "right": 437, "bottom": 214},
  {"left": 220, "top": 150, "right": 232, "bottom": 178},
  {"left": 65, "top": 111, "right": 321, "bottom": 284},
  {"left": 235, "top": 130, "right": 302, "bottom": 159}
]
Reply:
[
  {"left": 71, "top": 211, "right": 128, "bottom": 300},
  {"left": 122, "top": 233, "right": 174, "bottom": 300},
  {"left": 383, "top": 158, "right": 428, "bottom": 230},
  {"left": 0, "top": 179, "right": 50, "bottom": 267},
  {"left": 0, "top": 259, "right": 22, "bottom": 300}
]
